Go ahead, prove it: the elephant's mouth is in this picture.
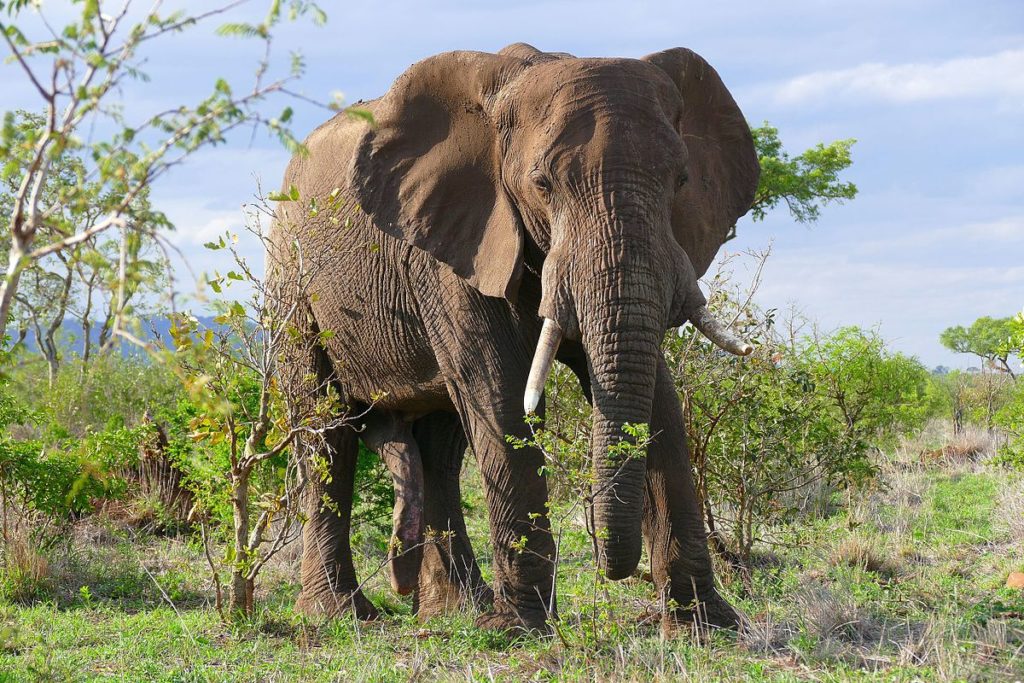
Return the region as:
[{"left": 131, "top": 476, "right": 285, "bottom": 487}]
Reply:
[{"left": 523, "top": 309, "right": 751, "bottom": 415}]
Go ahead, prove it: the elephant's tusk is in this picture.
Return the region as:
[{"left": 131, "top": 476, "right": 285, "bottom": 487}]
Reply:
[
  {"left": 524, "top": 318, "right": 563, "bottom": 414},
  {"left": 684, "top": 306, "right": 754, "bottom": 356}
]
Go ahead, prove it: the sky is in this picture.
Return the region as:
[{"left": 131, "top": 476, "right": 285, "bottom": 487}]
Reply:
[{"left": 3, "top": 0, "right": 1022, "bottom": 369}]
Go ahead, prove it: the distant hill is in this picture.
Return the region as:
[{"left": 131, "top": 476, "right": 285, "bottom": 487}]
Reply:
[{"left": 12, "top": 316, "right": 221, "bottom": 357}]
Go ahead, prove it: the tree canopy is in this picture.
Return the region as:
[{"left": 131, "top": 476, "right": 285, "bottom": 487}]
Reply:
[
  {"left": 940, "top": 316, "right": 1020, "bottom": 377},
  {"left": 748, "top": 123, "right": 858, "bottom": 225}
]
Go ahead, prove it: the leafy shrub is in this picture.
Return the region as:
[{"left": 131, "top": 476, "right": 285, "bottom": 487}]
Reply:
[
  {"left": 664, "top": 253, "right": 930, "bottom": 578},
  {"left": 668, "top": 315, "right": 866, "bottom": 574},
  {"left": 0, "top": 364, "right": 152, "bottom": 552},
  {"left": 12, "top": 355, "right": 181, "bottom": 441}
]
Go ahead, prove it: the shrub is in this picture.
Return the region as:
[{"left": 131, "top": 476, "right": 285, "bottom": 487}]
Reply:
[{"left": 665, "top": 253, "right": 930, "bottom": 582}]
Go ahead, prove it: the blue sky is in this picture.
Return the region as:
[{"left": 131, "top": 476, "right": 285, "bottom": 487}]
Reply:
[{"left": 4, "top": 1, "right": 1022, "bottom": 369}]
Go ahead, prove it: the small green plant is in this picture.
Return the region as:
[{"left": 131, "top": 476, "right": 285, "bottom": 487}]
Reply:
[
  {"left": 77, "top": 585, "right": 94, "bottom": 609},
  {"left": 158, "top": 200, "right": 360, "bottom": 620}
]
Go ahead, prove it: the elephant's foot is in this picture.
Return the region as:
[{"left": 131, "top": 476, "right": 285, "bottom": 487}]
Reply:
[
  {"left": 473, "top": 603, "right": 550, "bottom": 635},
  {"left": 412, "top": 536, "right": 494, "bottom": 621},
  {"left": 295, "top": 587, "right": 380, "bottom": 621},
  {"left": 665, "top": 589, "right": 743, "bottom": 633},
  {"left": 415, "top": 577, "right": 494, "bottom": 622}
]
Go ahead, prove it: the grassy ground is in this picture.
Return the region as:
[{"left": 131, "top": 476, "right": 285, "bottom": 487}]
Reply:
[{"left": 1, "top": 435, "right": 1022, "bottom": 681}]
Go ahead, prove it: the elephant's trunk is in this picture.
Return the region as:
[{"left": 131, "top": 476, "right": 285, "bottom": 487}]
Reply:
[
  {"left": 529, "top": 206, "right": 754, "bottom": 580},
  {"left": 584, "top": 303, "right": 661, "bottom": 580}
]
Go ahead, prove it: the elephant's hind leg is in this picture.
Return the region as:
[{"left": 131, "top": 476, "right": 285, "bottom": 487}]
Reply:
[
  {"left": 410, "top": 412, "right": 493, "bottom": 620},
  {"left": 361, "top": 412, "right": 426, "bottom": 596},
  {"left": 279, "top": 296, "right": 377, "bottom": 620}
]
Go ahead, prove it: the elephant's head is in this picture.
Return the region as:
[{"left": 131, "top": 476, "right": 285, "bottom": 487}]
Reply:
[{"left": 352, "top": 43, "right": 759, "bottom": 579}]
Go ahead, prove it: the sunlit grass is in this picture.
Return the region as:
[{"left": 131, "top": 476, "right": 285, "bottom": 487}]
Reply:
[{"left": 1, "top": 451, "right": 1022, "bottom": 681}]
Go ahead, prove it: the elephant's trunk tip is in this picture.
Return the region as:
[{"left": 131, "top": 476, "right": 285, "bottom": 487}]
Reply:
[
  {"left": 524, "top": 318, "right": 563, "bottom": 414},
  {"left": 684, "top": 305, "right": 754, "bottom": 356}
]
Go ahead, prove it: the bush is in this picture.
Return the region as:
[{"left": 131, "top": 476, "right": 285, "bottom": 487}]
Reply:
[
  {"left": 664, "top": 253, "right": 930, "bottom": 579},
  {"left": 994, "top": 379, "right": 1024, "bottom": 469},
  {"left": 0, "top": 356, "right": 160, "bottom": 560},
  {"left": 24, "top": 355, "right": 181, "bottom": 441},
  {"left": 667, "top": 314, "right": 866, "bottom": 575}
]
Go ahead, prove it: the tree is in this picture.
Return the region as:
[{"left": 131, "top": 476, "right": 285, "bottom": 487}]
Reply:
[
  {"left": 0, "top": 0, "right": 334, "bottom": 342},
  {"left": 747, "top": 123, "right": 858, "bottom": 226},
  {"left": 994, "top": 311, "right": 1024, "bottom": 463},
  {"left": 940, "top": 316, "right": 1020, "bottom": 378},
  {"left": 162, "top": 202, "right": 360, "bottom": 619},
  {"left": 799, "top": 326, "right": 930, "bottom": 447},
  {"left": 1, "top": 112, "right": 170, "bottom": 380}
]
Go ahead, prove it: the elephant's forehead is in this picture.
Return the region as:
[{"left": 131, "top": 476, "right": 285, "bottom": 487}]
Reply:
[
  {"left": 512, "top": 58, "right": 678, "bottom": 112},
  {"left": 503, "top": 59, "right": 684, "bottom": 161}
]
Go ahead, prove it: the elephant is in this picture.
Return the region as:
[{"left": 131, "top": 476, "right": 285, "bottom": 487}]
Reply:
[{"left": 269, "top": 42, "right": 759, "bottom": 632}]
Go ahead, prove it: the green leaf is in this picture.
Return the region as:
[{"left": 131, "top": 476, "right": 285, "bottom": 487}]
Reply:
[
  {"left": 346, "top": 107, "right": 375, "bottom": 126},
  {"left": 215, "top": 22, "right": 263, "bottom": 38},
  {"left": 82, "top": 0, "right": 99, "bottom": 23}
]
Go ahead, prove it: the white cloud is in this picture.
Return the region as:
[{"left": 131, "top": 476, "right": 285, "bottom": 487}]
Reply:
[
  {"left": 161, "top": 200, "right": 243, "bottom": 247},
  {"left": 848, "top": 215, "right": 1024, "bottom": 255},
  {"left": 769, "top": 48, "right": 1024, "bottom": 106}
]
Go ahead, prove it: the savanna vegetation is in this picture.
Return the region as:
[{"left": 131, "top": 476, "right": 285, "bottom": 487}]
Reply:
[{"left": 0, "top": 1, "right": 1022, "bottom": 681}]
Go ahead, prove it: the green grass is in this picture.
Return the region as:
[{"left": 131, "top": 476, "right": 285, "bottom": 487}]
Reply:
[
  {"left": 1, "top": 459, "right": 1022, "bottom": 681},
  {"left": 912, "top": 471, "right": 997, "bottom": 545}
]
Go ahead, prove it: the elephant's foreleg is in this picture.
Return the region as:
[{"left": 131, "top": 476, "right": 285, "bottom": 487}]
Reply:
[
  {"left": 424, "top": 280, "right": 555, "bottom": 631},
  {"left": 410, "top": 412, "right": 493, "bottom": 620},
  {"left": 642, "top": 358, "right": 741, "bottom": 630},
  {"left": 452, "top": 391, "right": 555, "bottom": 631},
  {"left": 361, "top": 412, "right": 425, "bottom": 596}
]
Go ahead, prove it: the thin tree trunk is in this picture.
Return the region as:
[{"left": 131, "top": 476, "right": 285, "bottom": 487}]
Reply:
[
  {"left": 229, "top": 468, "right": 250, "bottom": 617},
  {"left": 0, "top": 242, "right": 28, "bottom": 342},
  {"left": 41, "top": 260, "right": 73, "bottom": 386},
  {"left": 80, "top": 270, "right": 98, "bottom": 368}
]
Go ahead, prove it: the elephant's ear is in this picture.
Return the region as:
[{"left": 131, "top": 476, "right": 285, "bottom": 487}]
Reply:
[
  {"left": 352, "top": 51, "right": 529, "bottom": 300},
  {"left": 642, "top": 48, "right": 760, "bottom": 278}
]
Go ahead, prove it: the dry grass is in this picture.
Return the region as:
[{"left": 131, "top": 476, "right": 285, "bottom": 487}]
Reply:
[
  {"left": 829, "top": 534, "right": 900, "bottom": 577},
  {"left": 995, "top": 474, "right": 1024, "bottom": 547},
  {"left": 796, "top": 583, "right": 881, "bottom": 645},
  {"left": 913, "top": 424, "right": 996, "bottom": 465},
  {"left": 0, "top": 534, "right": 51, "bottom": 602}
]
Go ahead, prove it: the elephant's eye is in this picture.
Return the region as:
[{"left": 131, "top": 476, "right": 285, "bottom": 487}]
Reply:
[
  {"left": 676, "top": 169, "right": 689, "bottom": 189},
  {"left": 531, "top": 172, "right": 552, "bottom": 198}
]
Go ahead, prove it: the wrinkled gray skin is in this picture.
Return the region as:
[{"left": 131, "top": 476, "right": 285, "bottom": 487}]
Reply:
[{"left": 270, "top": 43, "right": 759, "bottom": 631}]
